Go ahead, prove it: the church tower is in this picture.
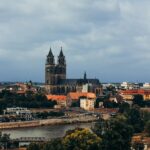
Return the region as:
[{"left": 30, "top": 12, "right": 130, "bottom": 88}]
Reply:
[
  {"left": 56, "top": 47, "right": 66, "bottom": 81},
  {"left": 45, "top": 48, "right": 56, "bottom": 93}
]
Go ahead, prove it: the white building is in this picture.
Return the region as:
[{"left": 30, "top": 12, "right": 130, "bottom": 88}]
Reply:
[
  {"left": 80, "top": 93, "right": 96, "bottom": 110},
  {"left": 143, "top": 83, "right": 150, "bottom": 89},
  {"left": 121, "top": 82, "right": 139, "bottom": 90},
  {"left": 4, "top": 107, "right": 32, "bottom": 120}
]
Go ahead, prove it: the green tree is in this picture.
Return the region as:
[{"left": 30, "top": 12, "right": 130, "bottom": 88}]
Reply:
[
  {"left": 141, "top": 110, "right": 150, "bottom": 123},
  {"left": 133, "top": 95, "right": 144, "bottom": 107},
  {"left": 0, "top": 132, "right": 10, "bottom": 149},
  {"left": 63, "top": 128, "right": 102, "bottom": 150},
  {"left": 28, "top": 143, "right": 40, "bottom": 150},
  {"left": 118, "top": 102, "right": 130, "bottom": 114},
  {"left": 145, "top": 120, "right": 150, "bottom": 136},
  {"left": 93, "top": 116, "right": 133, "bottom": 150},
  {"left": 127, "top": 107, "right": 144, "bottom": 133},
  {"left": 43, "top": 138, "right": 63, "bottom": 150}
]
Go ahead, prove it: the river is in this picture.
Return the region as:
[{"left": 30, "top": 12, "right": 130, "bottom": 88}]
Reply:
[{"left": 1, "top": 123, "right": 94, "bottom": 139}]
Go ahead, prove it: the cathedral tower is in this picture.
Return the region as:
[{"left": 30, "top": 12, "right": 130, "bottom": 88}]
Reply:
[
  {"left": 45, "top": 48, "right": 56, "bottom": 93},
  {"left": 56, "top": 47, "right": 66, "bottom": 81}
]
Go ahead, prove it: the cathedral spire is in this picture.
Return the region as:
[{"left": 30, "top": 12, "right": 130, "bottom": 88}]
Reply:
[
  {"left": 84, "top": 71, "right": 87, "bottom": 80},
  {"left": 59, "top": 47, "right": 64, "bottom": 57},
  {"left": 48, "top": 47, "right": 54, "bottom": 57},
  {"left": 46, "top": 47, "right": 55, "bottom": 65},
  {"left": 58, "top": 47, "right": 66, "bottom": 65}
]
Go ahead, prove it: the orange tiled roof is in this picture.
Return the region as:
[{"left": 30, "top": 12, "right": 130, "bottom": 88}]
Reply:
[
  {"left": 120, "top": 89, "right": 150, "bottom": 95},
  {"left": 68, "top": 92, "right": 96, "bottom": 100},
  {"left": 46, "top": 95, "right": 66, "bottom": 101}
]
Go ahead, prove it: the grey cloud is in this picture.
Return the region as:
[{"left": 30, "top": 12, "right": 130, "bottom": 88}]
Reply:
[{"left": 0, "top": 0, "right": 150, "bottom": 82}]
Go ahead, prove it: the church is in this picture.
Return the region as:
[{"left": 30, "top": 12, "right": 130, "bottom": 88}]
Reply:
[{"left": 45, "top": 47, "right": 102, "bottom": 95}]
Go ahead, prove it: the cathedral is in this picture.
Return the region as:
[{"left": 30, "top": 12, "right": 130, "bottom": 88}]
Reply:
[{"left": 45, "top": 47, "right": 102, "bottom": 95}]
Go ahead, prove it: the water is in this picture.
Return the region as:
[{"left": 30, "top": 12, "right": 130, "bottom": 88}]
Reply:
[{"left": 1, "top": 123, "right": 94, "bottom": 139}]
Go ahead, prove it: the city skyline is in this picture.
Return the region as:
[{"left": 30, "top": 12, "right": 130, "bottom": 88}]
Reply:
[{"left": 1, "top": 0, "right": 150, "bottom": 82}]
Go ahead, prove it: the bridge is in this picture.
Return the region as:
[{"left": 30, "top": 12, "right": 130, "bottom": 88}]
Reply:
[{"left": 12, "top": 137, "right": 50, "bottom": 142}]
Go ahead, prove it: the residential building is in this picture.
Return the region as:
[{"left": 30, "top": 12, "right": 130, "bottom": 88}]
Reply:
[
  {"left": 119, "top": 89, "right": 150, "bottom": 101},
  {"left": 80, "top": 98, "right": 95, "bottom": 111},
  {"left": 143, "top": 83, "right": 150, "bottom": 89},
  {"left": 46, "top": 95, "right": 67, "bottom": 107},
  {"left": 120, "top": 82, "right": 139, "bottom": 90},
  {"left": 66, "top": 92, "right": 96, "bottom": 107},
  {"left": 3, "top": 107, "right": 32, "bottom": 120}
]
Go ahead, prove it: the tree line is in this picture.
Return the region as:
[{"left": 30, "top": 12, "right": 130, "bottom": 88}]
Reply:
[{"left": 0, "top": 90, "right": 57, "bottom": 114}]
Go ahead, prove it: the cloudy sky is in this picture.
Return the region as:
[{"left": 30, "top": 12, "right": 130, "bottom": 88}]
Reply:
[{"left": 0, "top": 0, "right": 150, "bottom": 83}]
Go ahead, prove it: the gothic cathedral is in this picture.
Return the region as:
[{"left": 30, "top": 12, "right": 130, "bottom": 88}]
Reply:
[{"left": 45, "top": 47, "right": 102, "bottom": 95}]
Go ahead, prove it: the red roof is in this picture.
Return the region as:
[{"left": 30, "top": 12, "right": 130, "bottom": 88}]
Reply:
[
  {"left": 120, "top": 89, "right": 150, "bottom": 95},
  {"left": 46, "top": 95, "right": 66, "bottom": 101},
  {"left": 67, "top": 92, "right": 96, "bottom": 100}
]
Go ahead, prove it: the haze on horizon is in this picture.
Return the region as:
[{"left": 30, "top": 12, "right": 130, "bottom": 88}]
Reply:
[{"left": 0, "top": 0, "right": 150, "bottom": 83}]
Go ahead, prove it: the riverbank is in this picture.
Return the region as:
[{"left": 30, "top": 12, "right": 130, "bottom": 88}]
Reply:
[{"left": 0, "top": 115, "right": 98, "bottom": 129}]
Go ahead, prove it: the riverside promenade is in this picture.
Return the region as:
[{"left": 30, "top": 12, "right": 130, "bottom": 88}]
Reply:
[{"left": 0, "top": 115, "right": 98, "bottom": 129}]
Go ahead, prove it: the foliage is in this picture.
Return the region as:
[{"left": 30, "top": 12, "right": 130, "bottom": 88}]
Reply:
[
  {"left": 133, "top": 94, "right": 144, "bottom": 107},
  {"left": 0, "top": 90, "right": 57, "bottom": 109},
  {"left": 95, "top": 97, "right": 105, "bottom": 108},
  {"left": 145, "top": 120, "right": 150, "bottom": 136},
  {"left": 28, "top": 143, "right": 40, "bottom": 150},
  {"left": 42, "top": 139, "right": 63, "bottom": 150},
  {"left": 27, "top": 106, "right": 149, "bottom": 150},
  {"left": 93, "top": 116, "right": 133, "bottom": 150},
  {"left": 140, "top": 110, "right": 150, "bottom": 123},
  {"left": 118, "top": 102, "right": 130, "bottom": 114},
  {"left": 71, "top": 99, "right": 80, "bottom": 107},
  {"left": 27, "top": 129, "right": 102, "bottom": 150},
  {"left": 27, "top": 138, "right": 63, "bottom": 150},
  {"left": 106, "top": 85, "right": 116, "bottom": 95},
  {"left": 103, "top": 99, "right": 119, "bottom": 108},
  {"left": 62, "top": 128, "right": 102, "bottom": 150},
  {"left": 0, "top": 132, "right": 10, "bottom": 149},
  {"left": 35, "top": 111, "right": 64, "bottom": 119},
  {"left": 126, "top": 106, "right": 144, "bottom": 133}
]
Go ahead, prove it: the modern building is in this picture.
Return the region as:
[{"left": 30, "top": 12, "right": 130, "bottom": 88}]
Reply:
[{"left": 45, "top": 47, "right": 102, "bottom": 95}]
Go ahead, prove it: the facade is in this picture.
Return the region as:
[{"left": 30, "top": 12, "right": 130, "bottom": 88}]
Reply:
[
  {"left": 4, "top": 107, "right": 32, "bottom": 120},
  {"left": 46, "top": 95, "right": 67, "bottom": 107},
  {"left": 80, "top": 93, "right": 96, "bottom": 110},
  {"left": 119, "top": 89, "right": 150, "bottom": 101},
  {"left": 120, "top": 82, "right": 139, "bottom": 90},
  {"left": 66, "top": 92, "right": 96, "bottom": 107},
  {"left": 143, "top": 83, "right": 150, "bottom": 89},
  {"left": 45, "top": 47, "right": 102, "bottom": 95}
]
